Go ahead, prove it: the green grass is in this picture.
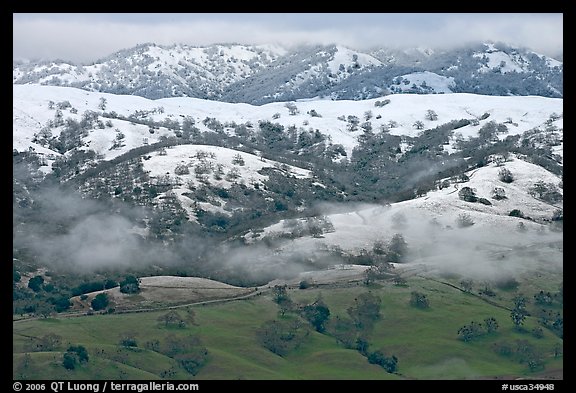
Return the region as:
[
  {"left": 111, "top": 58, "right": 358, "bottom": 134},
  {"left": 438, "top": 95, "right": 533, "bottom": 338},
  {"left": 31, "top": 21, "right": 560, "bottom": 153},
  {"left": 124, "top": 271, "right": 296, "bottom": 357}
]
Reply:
[
  {"left": 289, "top": 276, "right": 562, "bottom": 379},
  {"left": 13, "top": 274, "right": 562, "bottom": 380}
]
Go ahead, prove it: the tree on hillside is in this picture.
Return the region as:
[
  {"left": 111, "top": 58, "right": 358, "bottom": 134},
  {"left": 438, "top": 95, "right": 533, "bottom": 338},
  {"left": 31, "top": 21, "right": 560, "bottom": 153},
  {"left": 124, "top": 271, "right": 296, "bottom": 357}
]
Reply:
[
  {"left": 157, "top": 334, "right": 208, "bottom": 375},
  {"left": 375, "top": 99, "right": 390, "bottom": 107},
  {"left": 158, "top": 310, "right": 186, "bottom": 328},
  {"left": 175, "top": 348, "right": 209, "bottom": 375},
  {"left": 120, "top": 275, "right": 140, "bottom": 294},
  {"left": 409, "top": 291, "right": 430, "bottom": 309},
  {"left": 271, "top": 284, "right": 294, "bottom": 315},
  {"left": 119, "top": 332, "right": 138, "bottom": 348},
  {"left": 355, "top": 336, "right": 370, "bottom": 356},
  {"left": 285, "top": 102, "right": 299, "bottom": 116},
  {"left": 63, "top": 345, "right": 89, "bottom": 370},
  {"left": 552, "top": 343, "right": 563, "bottom": 358},
  {"left": 347, "top": 292, "right": 382, "bottom": 331},
  {"left": 232, "top": 153, "right": 245, "bottom": 166},
  {"left": 35, "top": 333, "right": 62, "bottom": 351},
  {"left": 91, "top": 293, "right": 109, "bottom": 311},
  {"left": 308, "top": 109, "right": 322, "bottom": 117},
  {"left": 511, "top": 307, "right": 528, "bottom": 331},
  {"left": 327, "top": 316, "right": 357, "bottom": 349},
  {"left": 492, "top": 187, "right": 507, "bottom": 200},
  {"left": 483, "top": 317, "right": 499, "bottom": 334},
  {"left": 529, "top": 181, "right": 562, "bottom": 204},
  {"left": 458, "top": 186, "right": 478, "bottom": 202},
  {"left": 256, "top": 319, "right": 308, "bottom": 357},
  {"left": 457, "top": 321, "right": 484, "bottom": 342},
  {"left": 62, "top": 352, "right": 77, "bottom": 370},
  {"left": 34, "top": 302, "right": 55, "bottom": 319},
  {"left": 386, "top": 233, "right": 408, "bottom": 263},
  {"left": 460, "top": 279, "right": 474, "bottom": 293},
  {"left": 98, "top": 97, "right": 107, "bottom": 111},
  {"left": 425, "top": 109, "right": 438, "bottom": 121},
  {"left": 498, "top": 168, "right": 514, "bottom": 183},
  {"left": 347, "top": 115, "right": 360, "bottom": 131},
  {"left": 277, "top": 295, "right": 295, "bottom": 317},
  {"left": 534, "top": 291, "right": 553, "bottom": 306},
  {"left": 363, "top": 266, "right": 382, "bottom": 285},
  {"left": 302, "top": 297, "right": 331, "bottom": 333},
  {"left": 28, "top": 276, "right": 44, "bottom": 292},
  {"left": 513, "top": 294, "right": 528, "bottom": 310},
  {"left": 272, "top": 285, "right": 289, "bottom": 304},
  {"left": 367, "top": 350, "right": 398, "bottom": 373},
  {"left": 456, "top": 213, "right": 475, "bottom": 228}
]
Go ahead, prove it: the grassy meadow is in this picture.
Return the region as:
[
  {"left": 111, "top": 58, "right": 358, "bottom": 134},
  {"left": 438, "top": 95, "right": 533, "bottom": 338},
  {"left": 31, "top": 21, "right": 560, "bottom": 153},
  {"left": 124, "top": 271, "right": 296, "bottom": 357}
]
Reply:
[{"left": 13, "top": 273, "right": 562, "bottom": 380}]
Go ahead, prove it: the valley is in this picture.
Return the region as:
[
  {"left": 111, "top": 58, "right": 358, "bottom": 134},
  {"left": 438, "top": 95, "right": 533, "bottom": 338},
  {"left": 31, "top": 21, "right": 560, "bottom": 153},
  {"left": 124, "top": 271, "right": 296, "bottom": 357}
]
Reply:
[{"left": 12, "top": 39, "right": 562, "bottom": 381}]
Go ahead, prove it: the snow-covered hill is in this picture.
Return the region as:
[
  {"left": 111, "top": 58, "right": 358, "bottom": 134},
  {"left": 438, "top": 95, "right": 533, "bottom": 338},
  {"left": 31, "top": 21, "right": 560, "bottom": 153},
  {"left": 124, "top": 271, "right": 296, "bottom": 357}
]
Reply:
[
  {"left": 13, "top": 43, "right": 286, "bottom": 100},
  {"left": 472, "top": 42, "right": 562, "bottom": 74},
  {"left": 221, "top": 44, "right": 383, "bottom": 104},
  {"left": 13, "top": 84, "right": 563, "bottom": 164},
  {"left": 13, "top": 41, "right": 563, "bottom": 103},
  {"left": 141, "top": 144, "right": 314, "bottom": 220},
  {"left": 389, "top": 71, "right": 455, "bottom": 94},
  {"left": 13, "top": 84, "right": 563, "bottom": 284},
  {"left": 245, "top": 154, "right": 563, "bottom": 280}
]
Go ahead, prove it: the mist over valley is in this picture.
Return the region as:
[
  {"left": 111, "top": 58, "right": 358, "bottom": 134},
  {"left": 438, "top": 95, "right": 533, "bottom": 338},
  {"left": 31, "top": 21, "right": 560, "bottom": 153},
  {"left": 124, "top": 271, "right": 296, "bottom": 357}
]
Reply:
[{"left": 13, "top": 39, "right": 563, "bottom": 381}]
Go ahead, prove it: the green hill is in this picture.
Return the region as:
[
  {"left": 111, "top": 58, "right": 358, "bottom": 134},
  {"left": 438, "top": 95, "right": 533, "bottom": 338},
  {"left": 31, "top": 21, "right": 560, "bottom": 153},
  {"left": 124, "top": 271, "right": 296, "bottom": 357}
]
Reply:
[{"left": 13, "top": 274, "right": 562, "bottom": 380}]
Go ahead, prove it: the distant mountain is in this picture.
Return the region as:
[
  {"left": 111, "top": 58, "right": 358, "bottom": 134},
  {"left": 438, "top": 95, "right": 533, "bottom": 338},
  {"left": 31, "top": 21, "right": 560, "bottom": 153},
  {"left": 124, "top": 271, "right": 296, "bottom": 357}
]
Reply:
[
  {"left": 12, "top": 43, "right": 287, "bottom": 100},
  {"left": 13, "top": 42, "right": 562, "bottom": 103},
  {"left": 221, "top": 44, "right": 384, "bottom": 104}
]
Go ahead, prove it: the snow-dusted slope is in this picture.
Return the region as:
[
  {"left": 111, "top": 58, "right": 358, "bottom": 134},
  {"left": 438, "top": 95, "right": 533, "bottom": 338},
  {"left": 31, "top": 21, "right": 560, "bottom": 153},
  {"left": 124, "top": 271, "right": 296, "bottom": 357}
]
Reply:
[
  {"left": 13, "top": 84, "right": 563, "bottom": 283},
  {"left": 13, "top": 84, "right": 563, "bottom": 162},
  {"left": 473, "top": 42, "right": 562, "bottom": 74},
  {"left": 13, "top": 41, "right": 563, "bottom": 102},
  {"left": 141, "top": 144, "right": 313, "bottom": 219},
  {"left": 248, "top": 154, "right": 562, "bottom": 279},
  {"left": 221, "top": 44, "right": 383, "bottom": 104},
  {"left": 390, "top": 71, "right": 455, "bottom": 93},
  {"left": 13, "top": 43, "right": 286, "bottom": 100}
]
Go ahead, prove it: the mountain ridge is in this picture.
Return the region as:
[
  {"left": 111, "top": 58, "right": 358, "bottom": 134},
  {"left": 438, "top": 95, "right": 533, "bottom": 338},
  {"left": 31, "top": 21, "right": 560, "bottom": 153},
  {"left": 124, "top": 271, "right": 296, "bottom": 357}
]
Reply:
[{"left": 13, "top": 41, "right": 563, "bottom": 103}]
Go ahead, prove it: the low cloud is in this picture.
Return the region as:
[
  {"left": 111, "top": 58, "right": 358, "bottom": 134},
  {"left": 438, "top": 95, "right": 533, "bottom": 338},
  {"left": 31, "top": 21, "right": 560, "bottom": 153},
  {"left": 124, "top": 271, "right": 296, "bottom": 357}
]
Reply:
[
  {"left": 275, "top": 202, "right": 563, "bottom": 284},
  {"left": 13, "top": 13, "right": 563, "bottom": 63}
]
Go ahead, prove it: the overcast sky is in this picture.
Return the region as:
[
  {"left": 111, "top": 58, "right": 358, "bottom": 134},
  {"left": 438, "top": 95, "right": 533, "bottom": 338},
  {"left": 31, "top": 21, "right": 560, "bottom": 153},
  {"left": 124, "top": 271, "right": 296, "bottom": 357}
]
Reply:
[{"left": 13, "top": 13, "right": 563, "bottom": 63}]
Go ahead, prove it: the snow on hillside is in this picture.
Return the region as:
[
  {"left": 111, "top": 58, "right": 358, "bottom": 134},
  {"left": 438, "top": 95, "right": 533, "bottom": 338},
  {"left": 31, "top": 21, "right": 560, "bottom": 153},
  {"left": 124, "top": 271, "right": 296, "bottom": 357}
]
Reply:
[
  {"left": 392, "top": 71, "right": 455, "bottom": 93},
  {"left": 13, "top": 84, "right": 563, "bottom": 284},
  {"left": 156, "top": 92, "right": 562, "bottom": 157},
  {"left": 14, "top": 85, "right": 563, "bottom": 161},
  {"left": 471, "top": 43, "right": 560, "bottom": 75},
  {"left": 268, "top": 264, "right": 371, "bottom": 287},
  {"left": 255, "top": 45, "right": 383, "bottom": 102},
  {"left": 13, "top": 43, "right": 287, "bottom": 101},
  {"left": 141, "top": 144, "right": 313, "bottom": 218},
  {"left": 474, "top": 51, "right": 527, "bottom": 74},
  {"left": 326, "top": 45, "right": 383, "bottom": 77},
  {"left": 249, "top": 154, "right": 562, "bottom": 279},
  {"left": 13, "top": 85, "right": 179, "bottom": 173},
  {"left": 141, "top": 43, "right": 285, "bottom": 86}
]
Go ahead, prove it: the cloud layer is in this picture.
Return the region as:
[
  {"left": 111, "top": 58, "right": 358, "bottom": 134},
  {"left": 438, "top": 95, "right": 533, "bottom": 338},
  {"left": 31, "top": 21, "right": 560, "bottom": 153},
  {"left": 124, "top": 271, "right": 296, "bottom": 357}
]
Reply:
[{"left": 13, "top": 13, "right": 563, "bottom": 63}]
